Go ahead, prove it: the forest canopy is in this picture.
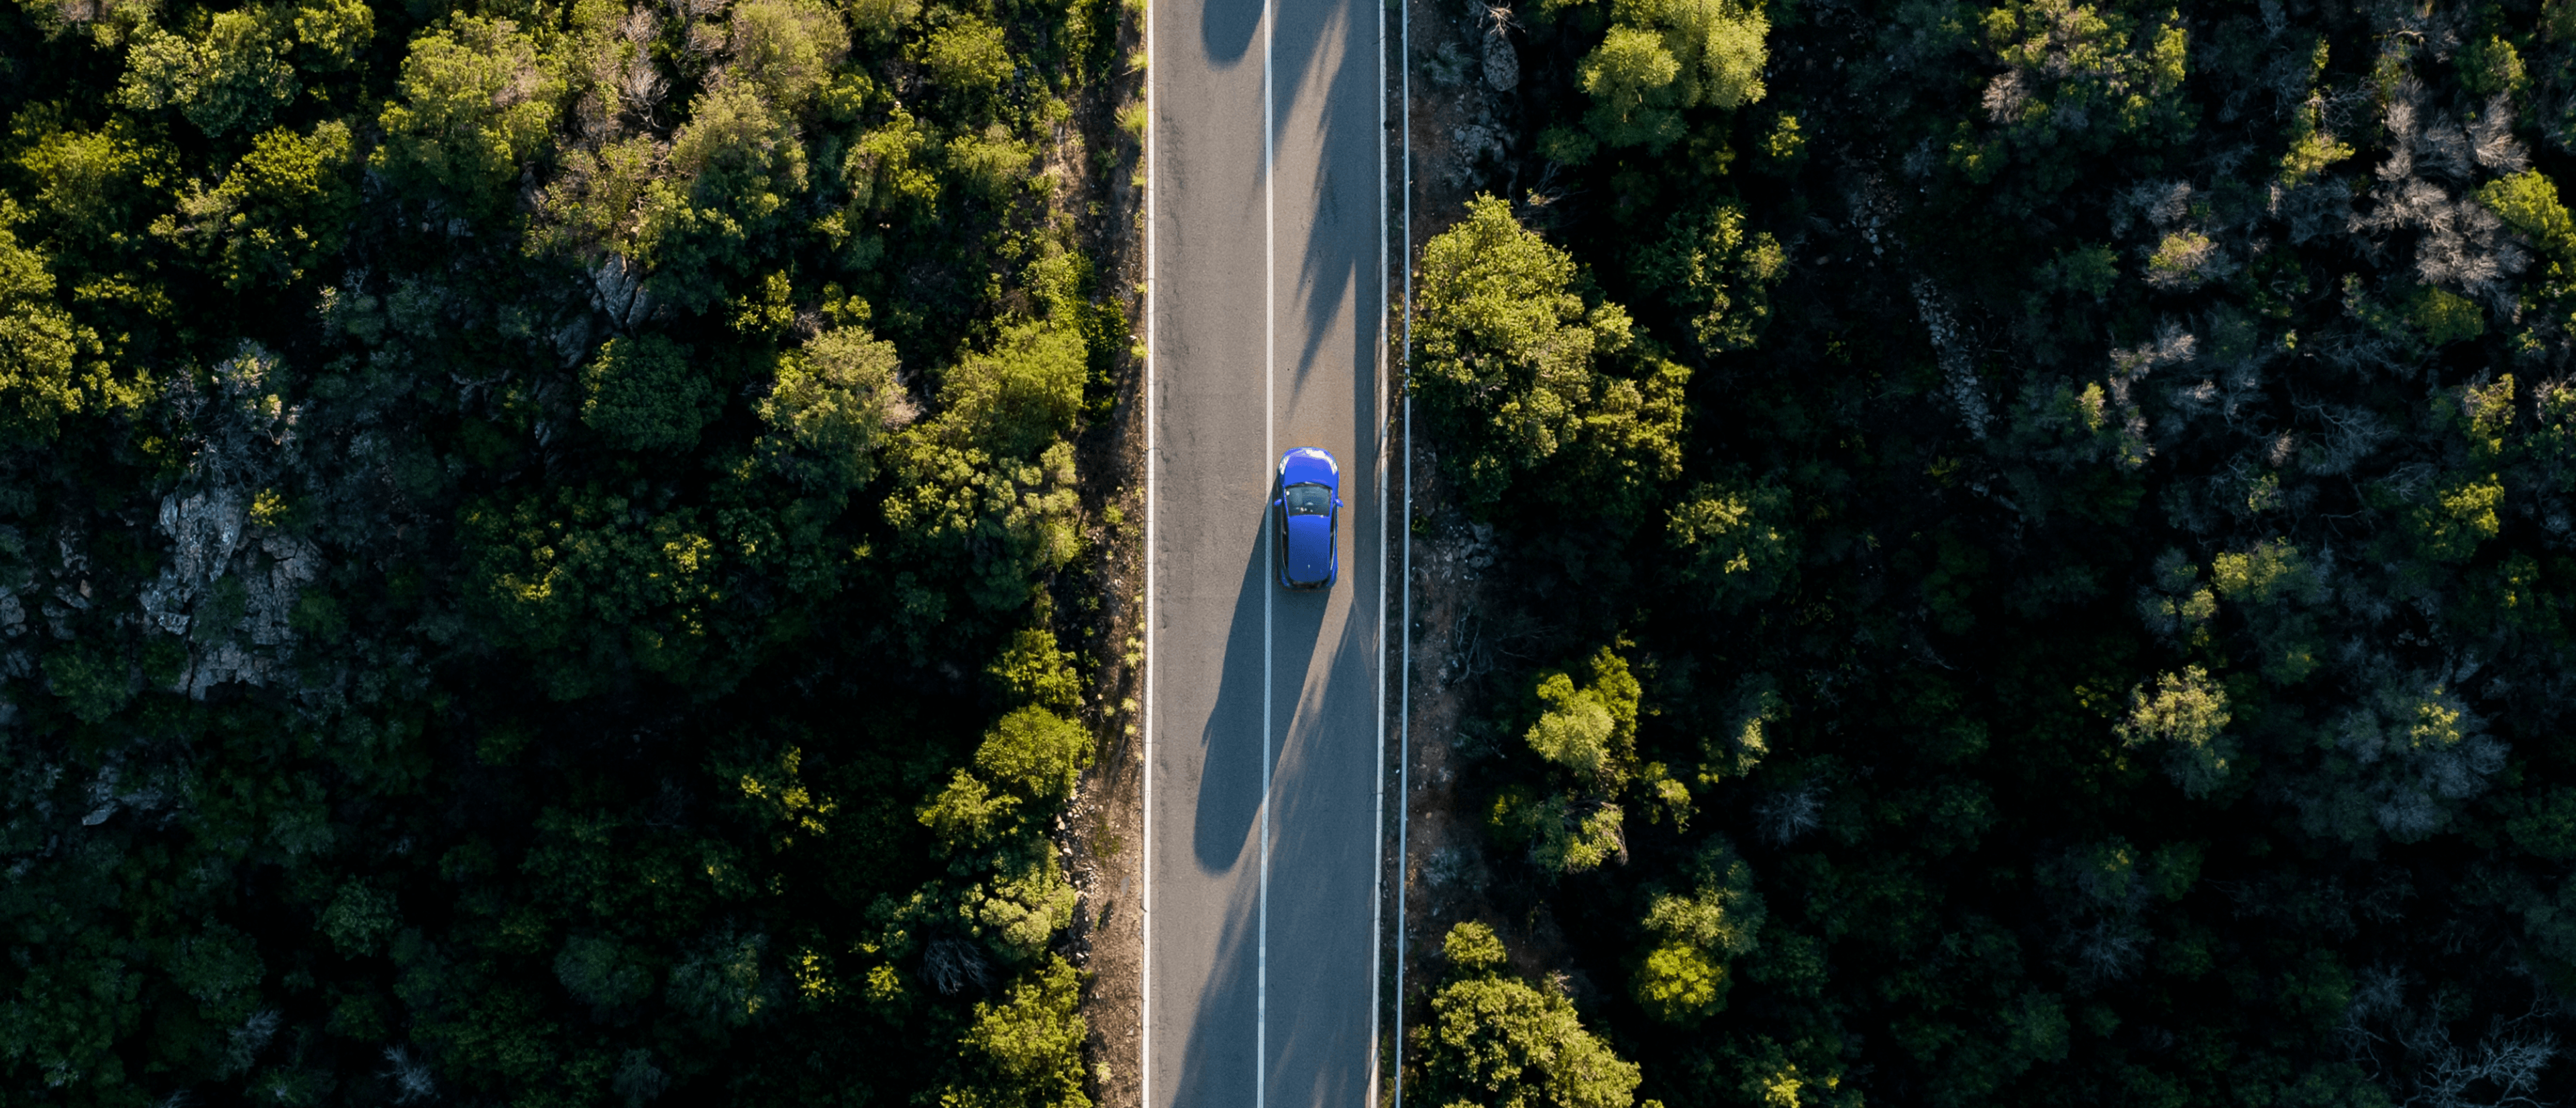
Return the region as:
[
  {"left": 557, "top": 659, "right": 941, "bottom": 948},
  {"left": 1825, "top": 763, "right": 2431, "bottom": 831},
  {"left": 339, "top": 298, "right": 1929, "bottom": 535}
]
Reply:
[
  {"left": 0, "top": 0, "right": 1136, "bottom": 1099},
  {"left": 1403, "top": 0, "right": 2576, "bottom": 1103},
  {"left": 19, "top": 0, "right": 2576, "bottom": 1098}
]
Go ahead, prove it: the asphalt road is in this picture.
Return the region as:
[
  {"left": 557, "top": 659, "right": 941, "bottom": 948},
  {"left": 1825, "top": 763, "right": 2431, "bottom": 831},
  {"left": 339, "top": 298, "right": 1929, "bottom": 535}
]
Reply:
[{"left": 1143, "top": 0, "right": 1385, "bottom": 1097}]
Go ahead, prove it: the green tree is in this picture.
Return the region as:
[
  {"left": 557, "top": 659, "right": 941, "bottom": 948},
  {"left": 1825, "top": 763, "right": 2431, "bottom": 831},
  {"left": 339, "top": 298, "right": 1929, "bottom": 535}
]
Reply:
[
  {"left": 584, "top": 335, "right": 719, "bottom": 451},
  {"left": 939, "top": 957, "right": 1091, "bottom": 1108},
  {"left": 759, "top": 325, "right": 906, "bottom": 496},
  {"left": 1666, "top": 474, "right": 1795, "bottom": 608},
  {"left": 919, "top": 706, "right": 1093, "bottom": 850},
  {"left": 959, "top": 848, "right": 1081, "bottom": 961},
  {"left": 43, "top": 642, "right": 130, "bottom": 724},
  {"left": 167, "top": 924, "right": 266, "bottom": 1028},
  {"left": 1416, "top": 922, "right": 1642, "bottom": 1108},
  {"left": 1632, "top": 840, "right": 1764, "bottom": 1021},
  {"left": 318, "top": 881, "right": 400, "bottom": 956},
  {"left": 667, "top": 928, "right": 780, "bottom": 1030},
  {"left": 1495, "top": 648, "right": 1650, "bottom": 875},
  {"left": 2459, "top": 34, "right": 2529, "bottom": 97},
  {"left": 973, "top": 706, "right": 1091, "bottom": 803},
  {"left": 987, "top": 626, "right": 1082, "bottom": 712},
  {"left": 1630, "top": 200, "right": 1784, "bottom": 354},
  {"left": 1527, "top": 648, "right": 1642, "bottom": 789},
  {"left": 0, "top": 203, "right": 83, "bottom": 445},
  {"left": 458, "top": 484, "right": 727, "bottom": 696},
  {"left": 669, "top": 82, "right": 808, "bottom": 189},
  {"left": 1953, "top": 0, "right": 2192, "bottom": 184},
  {"left": 641, "top": 83, "right": 814, "bottom": 312},
  {"left": 846, "top": 0, "right": 924, "bottom": 40},
  {"left": 372, "top": 17, "right": 561, "bottom": 211},
  {"left": 845, "top": 107, "right": 945, "bottom": 218},
  {"left": 2114, "top": 666, "right": 2234, "bottom": 797},
  {"left": 920, "top": 16, "right": 1013, "bottom": 112},
  {"left": 732, "top": 0, "right": 853, "bottom": 109},
  {"left": 168, "top": 121, "right": 359, "bottom": 290},
  {"left": 12, "top": 111, "right": 171, "bottom": 251},
  {"left": 1413, "top": 195, "right": 1687, "bottom": 520},
  {"left": 1562, "top": 0, "right": 1768, "bottom": 158},
  {"left": 118, "top": 11, "right": 298, "bottom": 136},
  {"left": 555, "top": 934, "right": 657, "bottom": 1015},
  {"left": 2479, "top": 170, "right": 2576, "bottom": 300},
  {"left": 2404, "top": 473, "right": 2506, "bottom": 565},
  {"left": 883, "top": 321, "right": 1088, "bottom": 617},
  {"left": 949, "top": 125, "right": 1038, "bottom": 199},
  {"left": 287, "top": 0, "right": 373, "bottom": 70}
]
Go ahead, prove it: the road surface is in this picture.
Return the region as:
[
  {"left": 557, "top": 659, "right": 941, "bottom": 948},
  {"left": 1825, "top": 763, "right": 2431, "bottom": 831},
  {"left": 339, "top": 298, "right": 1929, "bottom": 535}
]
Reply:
[{"left": 1142, "top": 0, "right": 1386, "bottom": 1097}]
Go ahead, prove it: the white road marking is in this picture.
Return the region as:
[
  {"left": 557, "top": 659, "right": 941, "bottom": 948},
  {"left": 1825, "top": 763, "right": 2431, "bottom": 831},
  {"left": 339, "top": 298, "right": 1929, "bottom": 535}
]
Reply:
[
  {"left": 1139, "top": 0, "right": 1158, "bottom": 1095},
  {"left": 1256, "top": 0, "right": 1275, "bottom": 1100},
  {"left": 1368, "top": 0, "right": 1389, "bottom": 1089},
  {"left": 1392, "top": 0, "right": 1413, "bottom": 1097}
]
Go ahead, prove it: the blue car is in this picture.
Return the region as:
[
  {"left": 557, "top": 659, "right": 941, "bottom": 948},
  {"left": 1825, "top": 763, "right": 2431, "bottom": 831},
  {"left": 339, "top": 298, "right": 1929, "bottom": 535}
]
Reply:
[{"left": 1274, "top": 447, "right": 1341, "bottom": 590}]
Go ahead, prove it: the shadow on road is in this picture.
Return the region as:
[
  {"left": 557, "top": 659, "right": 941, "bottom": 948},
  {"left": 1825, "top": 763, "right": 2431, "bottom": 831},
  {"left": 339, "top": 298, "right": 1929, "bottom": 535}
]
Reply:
[
  {"left": 1165, "top": 0, "right": 1383, "bottom": 1095},
  {"left": 1201, "top": 0, "right": 1258, "bottom": 67},
  {"left": 1260, "top": 579, "right": 1379, "bottom": 1108},
  {"left": 1191, "top": 510, "right": 1269, "bottom": 875},
  {"left": 1275, "top": 0, "right": 1378, "bottom": 384},
  {"left": 1201, "top": 0, "right": 1377, "bottom": 389},
  {"left": 1175, "top": 505, "right": 1330, "bottom": 1105}
]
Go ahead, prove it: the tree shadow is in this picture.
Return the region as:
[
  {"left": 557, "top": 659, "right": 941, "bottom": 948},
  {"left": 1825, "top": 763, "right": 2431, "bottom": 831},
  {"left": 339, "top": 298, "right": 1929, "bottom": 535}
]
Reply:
[
  {"left": 1201, "top": 0, "right": 1261, "bottom": 68},
  {"left": 1258, "top": 570, "right": 1381, "bottom": 1108},
  {"left": 1274, "top": 0, "right": 1381, "bottom": 385}
]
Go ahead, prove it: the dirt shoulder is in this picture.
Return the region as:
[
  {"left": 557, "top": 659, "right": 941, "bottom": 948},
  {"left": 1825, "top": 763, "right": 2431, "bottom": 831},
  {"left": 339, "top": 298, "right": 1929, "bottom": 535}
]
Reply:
[
  {"left": 1389, "top": 0, "right": 1564, "bottom": 1093},
  {"left": 1067, "top": 1, "right": 1150, "bottom": 1101}
]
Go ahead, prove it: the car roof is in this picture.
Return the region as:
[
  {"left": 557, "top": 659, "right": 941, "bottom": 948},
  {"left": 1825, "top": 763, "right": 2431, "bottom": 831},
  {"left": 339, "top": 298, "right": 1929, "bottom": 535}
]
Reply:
[{"left": 1284, "top": 514, "right": 1332, "bottom": 582}]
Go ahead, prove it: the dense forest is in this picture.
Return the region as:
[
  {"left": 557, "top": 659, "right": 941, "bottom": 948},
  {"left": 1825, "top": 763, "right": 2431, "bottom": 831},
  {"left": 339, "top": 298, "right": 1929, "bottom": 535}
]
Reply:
[
  {"left": 0, "top": 0, "right": 1139, "bottom": 1098},
  {"left": 16, "top": 0, "right": 2576, "bottom": 1097},
  {"left": 1403, "top": 0, "right": 2576, "bottom": 1105}
]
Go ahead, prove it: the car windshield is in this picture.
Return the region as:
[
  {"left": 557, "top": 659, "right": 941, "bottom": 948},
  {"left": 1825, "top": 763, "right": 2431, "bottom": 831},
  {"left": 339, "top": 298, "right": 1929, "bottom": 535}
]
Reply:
[{"left": 1283, "top": 483, "right": 1332, "bottom": 516}]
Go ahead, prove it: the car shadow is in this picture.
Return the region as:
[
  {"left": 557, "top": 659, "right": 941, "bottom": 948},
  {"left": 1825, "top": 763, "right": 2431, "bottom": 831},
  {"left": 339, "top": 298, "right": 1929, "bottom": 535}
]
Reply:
[
  {"left": 1191, "top": 511, "right": 1271, "bottom": 876},
  {"left": 1175, "top": 502, "right": 1330, "bottom": 1105}
]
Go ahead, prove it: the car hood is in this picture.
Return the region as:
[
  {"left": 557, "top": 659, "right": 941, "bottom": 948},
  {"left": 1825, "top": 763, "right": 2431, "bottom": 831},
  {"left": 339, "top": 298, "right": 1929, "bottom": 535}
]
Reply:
[
  {"left": 1284, "top": 514, "right": 1333, "bottom": 583},
  {"left": 1280, "top": 452, "right": 1338, "bottom": 490}
]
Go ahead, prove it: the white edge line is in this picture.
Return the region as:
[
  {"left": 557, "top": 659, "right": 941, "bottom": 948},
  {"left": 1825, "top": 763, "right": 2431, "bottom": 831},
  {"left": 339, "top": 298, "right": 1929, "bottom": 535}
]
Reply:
[
  {"left": 1258, "top": 0, "right": 1275, "bottom": 1101},
  {"left": 1140, "top": 0, "right": 1157, "bottom": 1095},
  {"left": 1393, "top": 0, "right": 1411, "bottom": 1096},
  {"left": 1369, "top": 0, "right": 1389, "bottom": 1089}
]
